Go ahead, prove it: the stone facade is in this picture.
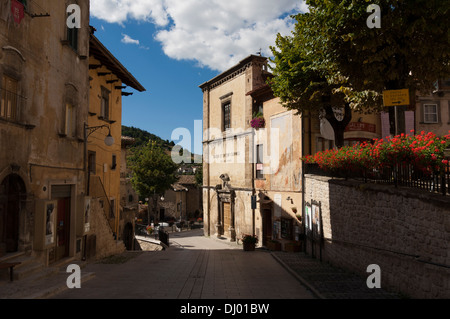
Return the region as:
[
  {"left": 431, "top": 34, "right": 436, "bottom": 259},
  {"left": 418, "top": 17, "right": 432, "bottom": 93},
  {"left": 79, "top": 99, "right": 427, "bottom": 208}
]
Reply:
[
  {"left": 200, "top": 55, "right": 305, "bottom": 247},
  {"left": 303, "top": 174, "right": 450, "bottom": 298},
  {"left": 0, "top": 0, "right": 90, "bottom": 265},
  {"left": 86, "top": 33, "right": 145, "bottom": 256}
]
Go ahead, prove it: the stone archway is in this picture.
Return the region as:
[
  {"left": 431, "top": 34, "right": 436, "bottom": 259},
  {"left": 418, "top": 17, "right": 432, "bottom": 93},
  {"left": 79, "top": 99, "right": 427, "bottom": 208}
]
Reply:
[{"left": 0, "top": 174, "right": 26, "bottom": 255}]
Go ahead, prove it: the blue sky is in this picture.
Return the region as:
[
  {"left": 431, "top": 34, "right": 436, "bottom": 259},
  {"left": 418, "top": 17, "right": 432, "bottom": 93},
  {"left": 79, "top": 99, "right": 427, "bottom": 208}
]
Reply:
[{"left": 89, "top": 0, "right": 308, "bottom": 153}]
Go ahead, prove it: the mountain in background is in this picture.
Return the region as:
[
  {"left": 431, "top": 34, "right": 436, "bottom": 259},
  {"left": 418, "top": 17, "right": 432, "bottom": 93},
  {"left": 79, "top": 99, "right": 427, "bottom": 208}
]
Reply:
[
  {"left": 122, "top": 125, "right": 175, "bottom": 150},
  {"left": 122, "top": 125, "right": 202, "bottom": 165}
]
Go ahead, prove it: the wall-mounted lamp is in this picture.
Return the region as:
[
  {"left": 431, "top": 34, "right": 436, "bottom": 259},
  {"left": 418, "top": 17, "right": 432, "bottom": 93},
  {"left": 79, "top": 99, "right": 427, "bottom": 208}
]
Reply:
[
  {"left": 286, "top": 196, "right": 293, "bottom": 204},
  {"left": 84, "top": 123, "right": 115, "bottom": 146}
]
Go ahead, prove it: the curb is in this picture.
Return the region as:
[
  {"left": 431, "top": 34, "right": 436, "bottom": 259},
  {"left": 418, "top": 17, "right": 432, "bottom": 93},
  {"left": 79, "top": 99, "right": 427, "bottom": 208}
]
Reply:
[{"left": 270, "top": 252, "right": 326, "bottom": 300}]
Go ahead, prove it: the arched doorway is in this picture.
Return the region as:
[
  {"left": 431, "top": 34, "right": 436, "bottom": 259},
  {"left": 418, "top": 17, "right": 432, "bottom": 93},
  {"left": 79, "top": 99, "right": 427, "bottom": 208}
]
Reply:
[{"left": 0, "top": 174, "right": 26, "bottom": 254}]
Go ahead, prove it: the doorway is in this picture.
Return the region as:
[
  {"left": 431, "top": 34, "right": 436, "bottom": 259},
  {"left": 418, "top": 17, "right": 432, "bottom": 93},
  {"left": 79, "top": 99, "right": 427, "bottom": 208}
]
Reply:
[
  {"left": 262, "top": 209, "right": 272, "bottom": 246},
  {"left": 56, "top": 198, "right": 70, "bottom": 261},
  {"left": 222, "top": 202, "right": 231, "bottom": 235},
  {"left": 0, "top": 174, "right": 26, "bottom": 254},
  {"left": 51, "top": 185, "right": 72, "bottom": 262}
]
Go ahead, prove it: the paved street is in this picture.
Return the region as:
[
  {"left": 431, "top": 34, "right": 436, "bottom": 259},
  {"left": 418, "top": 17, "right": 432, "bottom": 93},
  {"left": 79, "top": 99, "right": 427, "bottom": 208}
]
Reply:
[
  {"left": 51, "top": 229, "right": 316, "bottom": 299},
  {"left": 0, "top": 228, "right": 401, "bottom": 302}
]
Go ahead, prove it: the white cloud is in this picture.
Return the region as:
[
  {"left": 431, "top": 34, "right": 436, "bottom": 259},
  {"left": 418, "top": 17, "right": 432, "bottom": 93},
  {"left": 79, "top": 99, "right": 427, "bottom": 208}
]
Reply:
[
  {"left": 121, "top": 33, "right": 140, "bottom": 45},
  {"left": 90, "top": 0, "right": 308, "bottom": 71}
]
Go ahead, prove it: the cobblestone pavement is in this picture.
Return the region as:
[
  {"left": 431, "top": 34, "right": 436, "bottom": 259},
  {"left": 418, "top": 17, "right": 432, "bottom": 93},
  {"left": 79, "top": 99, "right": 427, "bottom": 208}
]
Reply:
[
  {"left": 271, "top": 251, "right": 400, "bottom": 299},
  {"left": 0, "top": 228, "right": 400, "bottom": 300}
]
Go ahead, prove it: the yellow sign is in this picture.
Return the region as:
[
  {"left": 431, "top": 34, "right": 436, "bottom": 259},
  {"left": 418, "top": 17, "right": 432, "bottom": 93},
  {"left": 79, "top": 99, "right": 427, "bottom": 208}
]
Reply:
[{"left": 383, "top": 89, "right": 410, "bottom": 106}]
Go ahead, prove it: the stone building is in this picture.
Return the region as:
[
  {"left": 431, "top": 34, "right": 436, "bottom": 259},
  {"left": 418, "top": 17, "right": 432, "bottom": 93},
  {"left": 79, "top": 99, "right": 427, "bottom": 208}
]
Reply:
[
  {"left": 200, "top": 55, "right": 386, "bottom": 249},
  {"left": 0, "top": 0, "right": 90, "bottom": 267},
  {"left": 86, "top": 32, "right": 145, "bottom": 257},
  {"left": 160, "top": 175, "right": 202, "bottom": 222},
  {"left": 200, "top": 55, "right": 305, "bottom": 248},
  {"left": 120, "top": 136, "right": 139, "bottom": 250},
  {"left": 414, "top": 78, "right": 450, "bottom": 137}
]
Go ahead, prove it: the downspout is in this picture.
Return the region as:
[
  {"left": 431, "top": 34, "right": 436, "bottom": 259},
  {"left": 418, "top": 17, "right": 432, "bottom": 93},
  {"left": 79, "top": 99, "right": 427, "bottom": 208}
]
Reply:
[
  {"left": 206, "top": 85, "right": 211, "bottom": 237},
  {"left": 301, "top": 113, "right": 306, "bottom": 252}
]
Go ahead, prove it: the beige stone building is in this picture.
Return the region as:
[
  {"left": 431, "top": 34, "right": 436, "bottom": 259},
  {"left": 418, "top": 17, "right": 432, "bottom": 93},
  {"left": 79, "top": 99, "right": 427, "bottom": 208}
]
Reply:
[
  {"left": 414, "top": 78, "right": 450, "bottom": 137},
  {"left": 0, "top": 1, "right": 145, "bottom": 280},
  {"left": 86, "top": 32, "right": 145, "bottom": 258},
  {"left": 0, "top": 0, "right": 90, "bottom": 268},
  {"left": 200, "top": 55, "right": 305, "bottom": 249}
]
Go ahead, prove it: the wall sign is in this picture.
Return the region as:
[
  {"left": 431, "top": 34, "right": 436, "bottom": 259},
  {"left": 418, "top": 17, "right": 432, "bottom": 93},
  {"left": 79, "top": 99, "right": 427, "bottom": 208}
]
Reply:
[{"left": 11, "top": 0, "right": 24, "bottom": 24}]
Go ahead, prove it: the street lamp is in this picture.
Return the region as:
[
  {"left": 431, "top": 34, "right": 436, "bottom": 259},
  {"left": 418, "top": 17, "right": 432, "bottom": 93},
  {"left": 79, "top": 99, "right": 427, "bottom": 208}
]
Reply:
[{"left": 84, "top": 123, "right": 115, "bottom": 191}]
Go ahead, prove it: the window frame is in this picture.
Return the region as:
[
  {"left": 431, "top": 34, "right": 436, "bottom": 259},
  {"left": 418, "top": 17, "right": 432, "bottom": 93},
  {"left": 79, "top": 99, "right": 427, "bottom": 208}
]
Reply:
[
  {"left": 1, "top": 75, "right": 19, "bottom": 121},
  {"left": 111, "top": 154, "right": 117, "bottom": 170},
  {"left": 222, "top": 101, "right": 231, "bottom": 131},
  {"left": 423, "top": 103, "right": 438, "bottom": 124},
  {"left": 256, "top": 144, "right": 264, "bottom": 179},
  {"left": 66, "top": 12, "right": 78, "bottom": 51},
  {"left": 88, "top": 151, "right": 96, "bottom": 175},
  {"left": 64, "top": 103, "right": 77, "bottom": 138},
  {"left": 100, "top": 86, "right": 110, "bottom": 121}
]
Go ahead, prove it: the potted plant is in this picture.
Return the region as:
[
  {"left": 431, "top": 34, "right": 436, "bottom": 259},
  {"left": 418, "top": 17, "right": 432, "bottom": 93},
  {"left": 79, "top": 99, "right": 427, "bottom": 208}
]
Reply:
[
  {"left": 266, "top": 239, "right": 281, "bottom": 251},
  {"left": 241, "top": 234, "right": 258, "bottom": 251},
  {"left": 146, "top": 225, "right": 154, "bottom": 235}
]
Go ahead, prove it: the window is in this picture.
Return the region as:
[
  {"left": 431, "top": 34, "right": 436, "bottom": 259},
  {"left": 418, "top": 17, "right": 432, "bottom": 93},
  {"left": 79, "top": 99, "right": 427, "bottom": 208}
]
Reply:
[
  {"left": 65, "top": 103, "right": 76, "bottom": 137},
  {"left": 1, "top": 75, "right": 18, "bottom": 121},
  {"left": 111, "top": 154, "right": 117, "bottom": 170},
  {"left": 88, "top": 151, "right": 96, "bottom": 174},
  {"left": 423, "top": 104, "right": 438, "bottom": 123},
  {"left": 256, "top": 144, "right": 264, "bottom": 179},
  {"left": 18, "top": 0, "right": 27, "bottom": 10},
  {"left": 109, "top": 198, "right": 115, "bottom": 219},
  {"left": 222, "top": 102, "right": 231, "bottom": 131},
  {"left": 100, "top": 86, "right": 110, "bottom": 120},
  {"left": 253, "top": 102, "right": 263, "bottom": 117},
  {"left": 66, "top": 14, "right": 78, "bottom": 51},
  {"left": 316, "top": 137, "right": 335, "bottom": 153}
]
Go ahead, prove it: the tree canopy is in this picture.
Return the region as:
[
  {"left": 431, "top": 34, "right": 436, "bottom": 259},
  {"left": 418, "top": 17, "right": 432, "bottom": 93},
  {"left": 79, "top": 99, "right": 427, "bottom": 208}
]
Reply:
[
  {"left": 127, "top": 141, "right": 178, "bottom": 199},
  {"left": 269, "top": 0, "right": 449, "bottom": 146},
  {"left": 308, "top": 0, "right": 450, "bottom": 93}
]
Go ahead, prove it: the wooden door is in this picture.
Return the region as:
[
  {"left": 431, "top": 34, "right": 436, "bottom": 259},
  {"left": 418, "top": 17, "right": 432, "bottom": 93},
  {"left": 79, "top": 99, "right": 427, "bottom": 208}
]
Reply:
[
  {"left": 223, "top": 202, "right": 231, "bottom": 233},
  {"left": 262, "top": 209, "right": 272, "bottom": 246}
]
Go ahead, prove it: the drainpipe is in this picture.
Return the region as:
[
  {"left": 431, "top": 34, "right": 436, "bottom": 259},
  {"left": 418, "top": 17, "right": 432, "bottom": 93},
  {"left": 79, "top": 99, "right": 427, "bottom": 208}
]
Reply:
[{"left": 205, "top": 85, "right": 211, "bottom": 237}]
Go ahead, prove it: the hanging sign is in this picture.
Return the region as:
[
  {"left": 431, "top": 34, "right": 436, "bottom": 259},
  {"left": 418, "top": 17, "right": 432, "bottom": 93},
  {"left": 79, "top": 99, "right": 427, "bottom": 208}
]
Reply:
[
  {"left": 383, "top": 89, "right": 410, "bottom": 107},
  {"left": 11, "top": 0, "right": 24, "bottom": 25}
]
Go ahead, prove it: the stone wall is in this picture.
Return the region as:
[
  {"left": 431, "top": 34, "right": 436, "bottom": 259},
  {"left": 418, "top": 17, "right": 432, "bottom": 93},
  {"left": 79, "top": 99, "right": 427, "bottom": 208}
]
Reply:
[
  {"left": 304, "top": 174, "right": 450, "bottom": 299},
  {"left": 89, "top": 199, "right": 125, "bottom": 260}
]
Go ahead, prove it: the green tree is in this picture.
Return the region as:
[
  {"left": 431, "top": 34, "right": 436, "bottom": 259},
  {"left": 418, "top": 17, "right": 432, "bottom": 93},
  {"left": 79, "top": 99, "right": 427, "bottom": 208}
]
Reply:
[
  {"left": 310, "top": 0, "right": 450, "bottom": 94},
  {"left": 270, "top": 9, "right": 380, "bottom": 147},
  {"left": 270, "top": 0, "right": 449, "bottom": 145},
  {"left": 128, "top": 141, "right": 178, "bottom": 221}
]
